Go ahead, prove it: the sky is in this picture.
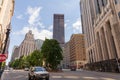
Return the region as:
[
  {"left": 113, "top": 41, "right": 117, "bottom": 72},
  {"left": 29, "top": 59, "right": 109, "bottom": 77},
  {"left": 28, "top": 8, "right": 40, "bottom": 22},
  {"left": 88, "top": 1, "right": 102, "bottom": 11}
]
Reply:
[{"left": 6, "top": 0, "right": 82, "bottom": 64}]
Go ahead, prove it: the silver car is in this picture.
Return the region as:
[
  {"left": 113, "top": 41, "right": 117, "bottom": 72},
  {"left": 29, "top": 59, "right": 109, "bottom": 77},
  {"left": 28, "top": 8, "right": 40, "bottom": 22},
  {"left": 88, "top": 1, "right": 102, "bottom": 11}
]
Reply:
[{"left": 28, "top": 67, "right": 49, "bottom": 80}]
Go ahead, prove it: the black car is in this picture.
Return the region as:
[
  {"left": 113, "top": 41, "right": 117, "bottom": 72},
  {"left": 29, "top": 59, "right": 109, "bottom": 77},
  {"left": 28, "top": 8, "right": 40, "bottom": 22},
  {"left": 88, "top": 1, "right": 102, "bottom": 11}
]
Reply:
[
  {"left": 28, "top": 67, "right": 49, "bottom": 80},
  {"left": 70, "top": 66, "right": 76, "bottom": 71}
]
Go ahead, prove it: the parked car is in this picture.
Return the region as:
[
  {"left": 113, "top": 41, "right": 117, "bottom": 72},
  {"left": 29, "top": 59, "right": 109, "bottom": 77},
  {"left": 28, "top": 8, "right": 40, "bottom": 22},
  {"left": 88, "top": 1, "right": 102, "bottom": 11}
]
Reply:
[
  {"left": 24, "top": 68, "right": 29, "bottom": 71},
  {"left": 28, "top": 66, "right": 49, "bottom": 80},
  {"left": 70, "top": 66, "right": 76, "bottom": 71}
]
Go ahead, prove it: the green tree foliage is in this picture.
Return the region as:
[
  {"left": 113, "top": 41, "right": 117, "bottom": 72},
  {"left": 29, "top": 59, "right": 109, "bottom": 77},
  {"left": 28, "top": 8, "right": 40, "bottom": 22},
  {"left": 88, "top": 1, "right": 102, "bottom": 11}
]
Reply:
[
  {"left": 10, "top": 50, "right": 43, "bottom": 69},
  {"left": 41, "top": 39, "right": 63, "bottom": 71},
  {"left": 10, "top": 59, "right": 19, "bottom": 69},
  {"left": 27, "top": 50, "right": 43, "bottom": 67},
  {"left": 1, "top": 62, "right": 6, "bottom": 68}
]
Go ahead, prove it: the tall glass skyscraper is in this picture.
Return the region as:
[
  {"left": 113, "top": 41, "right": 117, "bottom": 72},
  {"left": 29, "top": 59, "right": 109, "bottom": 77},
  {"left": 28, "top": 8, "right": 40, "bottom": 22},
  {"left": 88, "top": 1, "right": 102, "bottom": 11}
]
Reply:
[{"left": 53, "top": 14, "right": 65, "bottom": 46}]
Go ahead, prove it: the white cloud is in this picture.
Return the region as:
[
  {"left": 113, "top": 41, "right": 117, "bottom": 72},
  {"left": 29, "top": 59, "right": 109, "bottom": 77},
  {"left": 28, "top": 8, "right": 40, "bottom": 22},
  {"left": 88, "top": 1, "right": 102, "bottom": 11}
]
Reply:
[
  {"left": 12, "top": 26, "right": 30, "bottom": 35},
  {"left": 72, "top": 18, "right": 82, "bottom": 33},
  {"left": 13, "top": 6, "right": 52, "bottom": 40},
  {"left": 16, "top": 15, "right": 23, "bottom": 19},
  {"left": 12, "top": 26, "right": 52, "bottom": 40},
  {"left": 30, "top": 28, "right": 52, "bottom": 40},
  {"left": 48, "top": 25, "right": 53, "bottom": 30},
  {"left": 27, "top": 6, "right": 42, "bottom": 26},
  {"left": 35, "top": 30, "right": 52, "bottom": 40},
  {"left": 65, "top": 23, "right": 67, "bottom": 28}
]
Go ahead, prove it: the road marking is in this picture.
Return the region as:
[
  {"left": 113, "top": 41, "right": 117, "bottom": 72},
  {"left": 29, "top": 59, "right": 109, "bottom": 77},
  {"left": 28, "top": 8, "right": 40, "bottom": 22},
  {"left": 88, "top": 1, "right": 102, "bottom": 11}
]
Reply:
[
  {"left": 83, "top": 77, "right": 98, "bottom": 79},
  {"left": 51, "top": 76, "right": 80, "bottom": 79},
  {"left": 52, "top": 76, "right": 62, "bottom": 78},
  {"left": 101, "top": 77, "right": 116, "bottom": 80},
  {"left": 64, "top": 76, "right": 79, "bottom": 79}
]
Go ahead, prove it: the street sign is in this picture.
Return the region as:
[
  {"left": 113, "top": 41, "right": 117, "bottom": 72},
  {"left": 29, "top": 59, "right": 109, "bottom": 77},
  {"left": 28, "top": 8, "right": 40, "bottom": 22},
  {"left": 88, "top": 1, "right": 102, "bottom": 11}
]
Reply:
[{"left": 0, "top": 54, "right": 7, "bottom": 62}]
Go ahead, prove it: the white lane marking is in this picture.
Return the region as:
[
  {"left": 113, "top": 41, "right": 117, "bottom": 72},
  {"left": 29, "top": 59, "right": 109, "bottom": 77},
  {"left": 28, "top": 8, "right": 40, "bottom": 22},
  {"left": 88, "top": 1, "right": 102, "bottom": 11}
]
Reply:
[
  {"left": 51, "top": 76, "right": 80, "bottom": 79},
  {"left": 52, "top": 76, "right": 62, "bottom": 78},
  {"left": 82, "top": 77, "right": 98, "bottom": 79},
  {"left": 64, "top": 76, "right": 79, "bottom": 79},
  {"left": 101, "top": 77, "right": 116, "bottom": 80}
]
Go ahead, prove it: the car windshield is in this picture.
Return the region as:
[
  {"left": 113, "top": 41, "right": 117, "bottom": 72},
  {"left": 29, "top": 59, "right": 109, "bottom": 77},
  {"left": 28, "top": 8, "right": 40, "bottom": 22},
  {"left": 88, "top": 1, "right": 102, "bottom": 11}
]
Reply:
[{"left": 34, "top": 67, "right": 46, "bottom": 72}]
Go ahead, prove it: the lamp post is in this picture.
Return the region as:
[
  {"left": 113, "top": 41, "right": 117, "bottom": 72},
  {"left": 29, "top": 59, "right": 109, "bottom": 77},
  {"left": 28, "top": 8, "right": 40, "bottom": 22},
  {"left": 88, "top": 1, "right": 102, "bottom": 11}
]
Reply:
[
  {"left": 0, "top": 28, "right": 10, "bottom": 69},
  {"left": 2, "top": 28, "right": 10, "bottom": 54}
]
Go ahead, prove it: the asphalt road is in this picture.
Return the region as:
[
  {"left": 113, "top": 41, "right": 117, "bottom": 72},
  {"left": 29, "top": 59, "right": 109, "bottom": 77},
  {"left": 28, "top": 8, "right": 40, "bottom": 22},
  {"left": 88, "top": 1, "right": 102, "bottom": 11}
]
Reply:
[{"left": 1, "top": 70, "right": 120, "bottom": 80}]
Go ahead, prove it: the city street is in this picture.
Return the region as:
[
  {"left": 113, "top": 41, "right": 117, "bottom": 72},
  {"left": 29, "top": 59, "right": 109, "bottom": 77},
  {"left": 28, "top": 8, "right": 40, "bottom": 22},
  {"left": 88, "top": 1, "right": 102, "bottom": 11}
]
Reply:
[{"left": 1, "top": 70, "right": 120, "bottom": 80}]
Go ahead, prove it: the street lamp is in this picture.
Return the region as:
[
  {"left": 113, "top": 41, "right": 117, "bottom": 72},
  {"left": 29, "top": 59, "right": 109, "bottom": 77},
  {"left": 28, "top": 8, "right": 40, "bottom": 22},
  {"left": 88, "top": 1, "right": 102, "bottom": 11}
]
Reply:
[
  {"left": 2, "top": 28, "right": 10, "bottom": 54},
  {"left": 0, "top": 24, "right": 10, "bottom": 69}
]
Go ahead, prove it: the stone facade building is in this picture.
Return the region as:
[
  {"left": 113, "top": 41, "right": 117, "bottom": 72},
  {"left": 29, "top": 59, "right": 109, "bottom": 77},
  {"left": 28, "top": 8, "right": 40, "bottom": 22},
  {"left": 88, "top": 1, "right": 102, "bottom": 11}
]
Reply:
[
  {"left": 0, "top": 0, "right": 14, "bottom": 54},
  {"left": 81, "top": 0, "right": 120, "bottom": 72},
  {"left": 11, "top": 46, "right": 19, "bottom": 61},
  {"left": 53, "top": 14, "right": 65, "bottom": 46},
  {"left": 69, "top": 34, "right": 86, "bottom": 69},
  {"left": 62, "top": 42, "right": 70, "bottom": 69},
  {"left": 11, "top": 31, "right": 45, "bottom": 61},
  {"left": 18, "top": 30, "right": 36, "bottom": 57}
]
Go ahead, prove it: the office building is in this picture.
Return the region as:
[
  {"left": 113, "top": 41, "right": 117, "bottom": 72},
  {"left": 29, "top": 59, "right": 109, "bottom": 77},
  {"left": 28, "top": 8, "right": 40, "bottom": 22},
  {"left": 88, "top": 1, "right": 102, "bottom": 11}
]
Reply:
[
  {"left": 18, "top": 30, "right": 36, "bottom": 57},
  {"left": 11, "top": 46, "right": 19, "bottom": 61},
  {"left": 69, "top": 34, "right": 86, "bottom": 69},
  {"left": 0, "top": 0, "right": 14, "bottom": 54},
  {"left": 80, "top": 0, "right": 120, "bottom": 72},
  {"left": 62, "top": 42, "right": 70, "bottom": 68},
  {"left": 53, "top": 14, "right": 65, "bottom": 46}
]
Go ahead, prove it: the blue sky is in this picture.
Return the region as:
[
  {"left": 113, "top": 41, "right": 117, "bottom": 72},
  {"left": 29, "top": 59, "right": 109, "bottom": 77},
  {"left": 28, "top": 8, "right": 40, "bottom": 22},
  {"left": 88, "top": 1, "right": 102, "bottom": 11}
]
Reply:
[{"left": 6, "top": 0, "right": 82, "bottom": 64}]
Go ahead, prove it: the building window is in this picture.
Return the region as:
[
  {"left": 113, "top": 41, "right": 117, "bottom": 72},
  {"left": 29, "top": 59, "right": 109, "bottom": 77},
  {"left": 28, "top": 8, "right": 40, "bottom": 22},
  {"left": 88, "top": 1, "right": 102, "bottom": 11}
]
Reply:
[
  {"left": 115, "top": 0, "right": 119, "bottom": 4},
  {"left": 118, "top": 12, "right": 120, "bottom": 18},
  {"left": 102, "top": 0, "right": 107, "bottom": 6},
  {"left": 97, "top": 0, "right": 101, "bottom": 14},
  {"left": 115, "top": 0, "right": 117, "bottom": 4},
  {"left": 94, "top": 0, "right": 101, "bottom": 14}
]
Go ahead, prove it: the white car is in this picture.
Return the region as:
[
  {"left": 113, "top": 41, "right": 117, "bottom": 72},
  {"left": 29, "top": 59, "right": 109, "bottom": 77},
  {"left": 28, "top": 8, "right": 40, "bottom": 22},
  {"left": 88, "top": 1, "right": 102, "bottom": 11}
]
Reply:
[
  {"left": 24, "top": 68, "right": 29, "bottom": 71},
  {"left": 28, "top": 67, "right": 49, "bottom": 80}
]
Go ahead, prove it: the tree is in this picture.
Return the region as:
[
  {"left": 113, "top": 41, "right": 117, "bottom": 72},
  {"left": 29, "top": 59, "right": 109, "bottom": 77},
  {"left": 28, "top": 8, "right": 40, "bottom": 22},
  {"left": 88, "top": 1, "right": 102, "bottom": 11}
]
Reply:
[
  {"left": 18, "top": 56, "right": 25, "bottom": 69},
  {"left": 10, "top": 50, "right": 43, "bottom": 69},
  {"left": 10, "top": 56, "right": 27, "bottom": 69},
  {"left": 11, "top": 59, "right": 19, "bottom": 69},
  {"left": 26, "top": 50, "right": 43, "bottom": 67},
  {"left": 1, "top": 62, "right": 6, "bottom": 69},
  {"left": 30, "top": 50, "right": 43, "bottom": 66},
  {"left": 41, "top": 39, "right": 63, "bottom": 71}
]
